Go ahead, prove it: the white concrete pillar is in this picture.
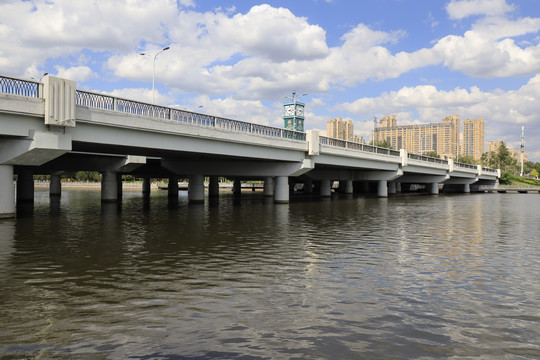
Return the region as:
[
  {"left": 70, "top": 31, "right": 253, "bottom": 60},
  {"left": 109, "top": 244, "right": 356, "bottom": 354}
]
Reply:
[
  {"left": 0, "top": 165, "right": 15, "bottom": 218},
  {"left": 304, "top": 179, "right": 313, "bottom": 194},
  {"left": 429, "top": 182, "right": 439, "bottom": 195},
  {"left": 320, "top": 179, "right": 332, "bottom": 197},
  {"left": 274, "top": 176, "right": 289, "bottom": 204},
  {"left": 188, "top": 174, "right": 205, "bottom": 203},
  {"left": 263, "top": 176, "right": 274, "bottom": 197},
  {"left": 463, "top": 184, "right": 470, "bottom": 193},
  {"left": 101, "top": 171, "right": 118, "bottom": 202},
  {"left": 168, "top": 176, "right": 179, "bottom": 197},
  {"left": 142, "top": 177, "right": 151, "bottom": 194},
  {"left": 388, "top": 181, "right": 397, "bottom": 195},
  {"left": 345, "top": 180, "right": 353, "bottom": 194},
  {"left": 396, "top": 182, "right": 402, "bottom": 193},
  {"left": 377, "top": 180, "right": 388, "bottom": 198},
  {"left": 50, "top": 174, "right": 62, "bottom": 196},
  {"left": 209, "top": 176, "right": 219, "bottom": 197},
  {"left": 16, "top": 168, "right": 34, "bottom": 203}
]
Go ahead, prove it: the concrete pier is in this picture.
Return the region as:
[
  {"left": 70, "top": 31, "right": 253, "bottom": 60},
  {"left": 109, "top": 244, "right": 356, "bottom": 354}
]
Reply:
[
  {"left": 274, "top": 176, "right": 289, "bottom": 203},
  {"left": 0, "top": 165, "right": 15, "bottom": 218}
]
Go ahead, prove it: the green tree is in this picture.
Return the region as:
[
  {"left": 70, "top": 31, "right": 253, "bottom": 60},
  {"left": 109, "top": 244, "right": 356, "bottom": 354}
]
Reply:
[
  {"left": 531, "top": 169, "right": 539, "bottom": 179},
  {"left": 456, "top": 154, "right": 476, "bottom": 165},
  {"left": 370, "top": 140, "right": 393, "bottom": 149},
  {"left": 424, "top": 151, "right": 440, "bottom": 158}
]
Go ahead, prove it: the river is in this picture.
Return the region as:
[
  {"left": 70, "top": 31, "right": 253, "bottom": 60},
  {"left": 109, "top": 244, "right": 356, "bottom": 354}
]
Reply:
[{"left": 1, "top": 188, "right": 539, "bottom": 359}]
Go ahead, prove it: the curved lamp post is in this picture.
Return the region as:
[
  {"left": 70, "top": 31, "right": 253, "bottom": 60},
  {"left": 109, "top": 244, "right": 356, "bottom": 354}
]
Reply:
[{"left": 140, "top": 46, "right": 170, "bottom": 104}]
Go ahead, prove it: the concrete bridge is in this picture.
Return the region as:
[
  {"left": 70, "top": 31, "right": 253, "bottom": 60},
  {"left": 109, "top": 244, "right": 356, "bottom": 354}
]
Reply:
[{"left": 0, "top": 75, "right": 500, "bottom": 218}]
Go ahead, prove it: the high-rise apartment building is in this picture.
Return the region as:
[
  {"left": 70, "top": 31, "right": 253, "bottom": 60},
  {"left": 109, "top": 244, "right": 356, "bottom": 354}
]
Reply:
[
  {"left": 326, "top": 117, "right": 363, "bottom": 143},
  {"left": 373, "top": 115, "right": 462, "bottom": 159},
  {"left": 463, "top": 118, "right": 484, "bottom": 161},
  {"left": 488, "top": 140, "right": 528, "bottom": 162}
]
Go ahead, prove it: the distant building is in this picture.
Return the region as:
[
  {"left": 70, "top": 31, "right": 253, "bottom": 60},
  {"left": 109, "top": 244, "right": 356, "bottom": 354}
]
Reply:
[
  {"left": 373, "top": 114, "right": 485, "bottom": 160},
  {"left": 373, "top": 115, "right": 461, "bottom": 159},
  {"left": 488, "top": 140, "right": 528, "bottom": 162},
  {"left": 463, "top": 118, "right": 484, "bottom": 161},
  {"left": 326, "top": 117, "right": 364, "bottom": 143}
]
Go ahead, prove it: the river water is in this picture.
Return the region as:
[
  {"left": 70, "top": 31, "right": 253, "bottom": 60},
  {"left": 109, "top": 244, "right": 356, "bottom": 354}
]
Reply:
[{"left": 1, "top": 188, "right": 539, "bottom": 359}]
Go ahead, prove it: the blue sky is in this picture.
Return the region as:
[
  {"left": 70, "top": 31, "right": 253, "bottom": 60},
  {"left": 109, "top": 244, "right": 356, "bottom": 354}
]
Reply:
[{"left": 1, "top": 0, "right": 540, "bottom": 160}]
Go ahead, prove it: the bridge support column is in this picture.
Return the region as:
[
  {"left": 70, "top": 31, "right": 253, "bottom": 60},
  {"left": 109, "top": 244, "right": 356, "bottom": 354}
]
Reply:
[
  {"left": 263, "top": 177, "right": 274, "bottom": 197},
  {"left": 101, "top": 171, "right": 119, "bottom": 202},
  {"left": 117, "top": 174, "right": 123, "bottom": 199},
  {"left": 16, "top": 168, "right": 34, "bottom": 203},
  {"left": 168, "top": 176, "right": 179, "bottom": 197},
  {"left": 344, "top": 180, "right": 353, "bottom": 194},
  {"left": 320, "top": 179, "right": 332, "bottom": 197},
  {"left": 388, "top": 181, "right": 397, "bottom": 195},
  {"left": 463, "top": 184, "right": 470, "bottom": 193},
  {"left": 233, "top": 179, "right": 241, "bottom": 195},
  {"left": 274, "top": 176, "right": 289, "bottom": 204},
  {"left": 188, "top": 175, "right": 205, "bottom": 203},
  {"left": 209, "top": 176, "right": 219, "bottom": 197},
  {"left": 49, "top": 174, "right": 62, "bottom": 197},
  {"left": 142, "top": 177, "right": 151, "bottom": 195},
  {"left": 377, "top": 180, "right": 388, "bottom": 198},
  {"left": 429, "top": 182, "right": 439, "bottom": 195},
  {"left": 0, "top": 165, "right": 15, "bottom": 218}
]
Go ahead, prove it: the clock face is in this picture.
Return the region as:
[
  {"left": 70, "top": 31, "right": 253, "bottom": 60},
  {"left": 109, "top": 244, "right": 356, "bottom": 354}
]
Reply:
[
  {"left": 284, "top": 105, "right": 295, "bottom": 116},
  {"left": 295, "top": 106, "right": 304, "bottom": 116}
]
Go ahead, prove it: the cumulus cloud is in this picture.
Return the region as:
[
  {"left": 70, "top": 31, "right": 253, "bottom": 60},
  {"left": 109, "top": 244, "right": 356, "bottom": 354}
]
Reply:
[
  {"left": 54, "top": 65, "right": 96, "bottom": 82},
  {"left": 446, "top": 0, "right": 515, "bottom": 20},
  {"left": 337, "top": 76, "right": 540, "bottom": 157}
]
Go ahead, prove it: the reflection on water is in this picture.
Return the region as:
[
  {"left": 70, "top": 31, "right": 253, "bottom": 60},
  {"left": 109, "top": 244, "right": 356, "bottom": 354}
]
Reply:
[{"left": 1, "top": 189, "right": 540, "bottom": 359}]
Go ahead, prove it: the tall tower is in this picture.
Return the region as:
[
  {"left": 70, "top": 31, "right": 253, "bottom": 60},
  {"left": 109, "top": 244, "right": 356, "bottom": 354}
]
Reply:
[
  {"left": 520, "top": 126, "right": 525, "bottom": 177},
  {"left": 283, "top": 90, "right": 306, "bottom": 132}
]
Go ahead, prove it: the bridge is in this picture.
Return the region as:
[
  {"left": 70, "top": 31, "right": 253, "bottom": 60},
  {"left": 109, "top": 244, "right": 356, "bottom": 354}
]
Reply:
[{"left": 0, "top": 75, "right": 499, "bottom": 218}]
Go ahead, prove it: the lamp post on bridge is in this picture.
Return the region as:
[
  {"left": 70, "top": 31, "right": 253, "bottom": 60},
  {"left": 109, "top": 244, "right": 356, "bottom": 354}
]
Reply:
[{"left": 140, "top": 46, "right": 170, "bottom": 104}]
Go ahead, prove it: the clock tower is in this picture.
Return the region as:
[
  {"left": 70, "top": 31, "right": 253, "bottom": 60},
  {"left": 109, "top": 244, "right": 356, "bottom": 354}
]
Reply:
[{"left": 283, "top": 90, "right": 305, "bottom": 132}]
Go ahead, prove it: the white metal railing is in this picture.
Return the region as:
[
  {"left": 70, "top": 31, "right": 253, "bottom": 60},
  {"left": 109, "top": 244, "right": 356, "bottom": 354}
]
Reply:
[
  {"left": 319, "top": 136, "right": 401, "bottom": 156},
  {"left": 0, "top": 75, "right": 41, "bottom": 98}
]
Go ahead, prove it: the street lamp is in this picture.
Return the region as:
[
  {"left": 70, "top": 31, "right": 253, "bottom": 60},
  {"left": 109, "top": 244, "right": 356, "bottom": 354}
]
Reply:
[{"left": 140, "top": 46, "right": 170, "bottom": 104}]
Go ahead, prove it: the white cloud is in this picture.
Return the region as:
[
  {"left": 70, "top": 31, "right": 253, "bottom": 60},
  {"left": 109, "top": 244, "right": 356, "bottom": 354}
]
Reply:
[
  {"left": 337, "top": 75, "right": 540, "bottom": 153},
  {"left": 446, "top": 0, "right": 515, "bottom": 20},
  {"left": 54, "top": 65, "right": 95, "bottom": 82}
]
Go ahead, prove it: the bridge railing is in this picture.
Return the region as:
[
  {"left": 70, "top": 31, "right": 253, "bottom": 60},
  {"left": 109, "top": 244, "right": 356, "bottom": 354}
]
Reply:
[
  {"left": 408, "top": 153, "right": 448, "bottom": 165},
  {"left": 482, "top": 167, "right": 498, "bottom": 174},
  {"left": 319, "top": 136, "right": 401, "bottom": 156},
  {"left": 0, "top": 75, "right": 41, "bottom": 98},
  {"left": 455, "top": 162, "right": 477, "bottom": 170},
  {"left": 74, "top": 89, "right": 306, "bottom": 141}
]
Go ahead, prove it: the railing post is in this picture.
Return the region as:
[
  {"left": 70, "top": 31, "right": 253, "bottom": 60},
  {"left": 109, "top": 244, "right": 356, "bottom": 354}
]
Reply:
[{"left": 400, "top": 149, "right": 408, "bottom": 167}]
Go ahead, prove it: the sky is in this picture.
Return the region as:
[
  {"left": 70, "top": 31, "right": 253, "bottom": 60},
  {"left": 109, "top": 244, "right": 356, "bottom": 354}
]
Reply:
[{"left": 1, "top": 0, "right": 539, "bottom": 161}]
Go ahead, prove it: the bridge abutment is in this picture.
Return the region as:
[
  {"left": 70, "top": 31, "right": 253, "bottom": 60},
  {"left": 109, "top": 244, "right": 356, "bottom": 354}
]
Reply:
[{"left": 0, "top": 165, "right": 15, "bottom": 218}]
